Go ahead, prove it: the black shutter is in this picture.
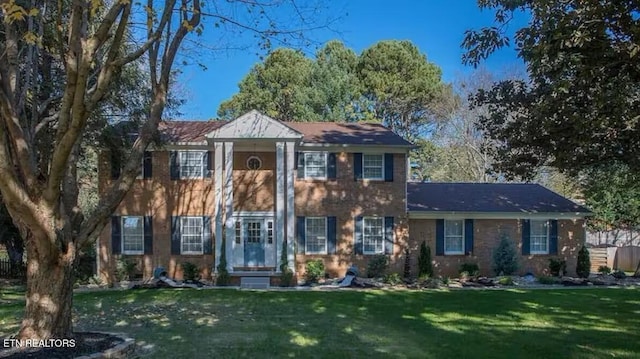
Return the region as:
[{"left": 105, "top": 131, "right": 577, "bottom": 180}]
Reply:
[
  {"left": 206, "top": 151, "right": 213, "bottom": 178},
  {"left": 143, "top": 151, "right": 153, "bottom": 179},
  {"left": 354, "top": 216, "right": 363, "bottom": 254},
  {"left": 384, "top": 217, "right": 394, "bottom": 254},
  {"left": 144, "top": 216, "right": 153, "bottom": 254},
  {"left": 111, "top": 216, "right": 121, "bottom": 254},
  {"left": 435, "top": 219, "right": 444, "bottom": 256},
  {"left": 297, "top": 216, "right": 306, "bottom": 254},
  {"left": 171, "top": 216, "right": 181, "bottom": 254},
  {"left": 203, "top": 216, "right": 212, "bottom": 254},
  {"left": 170, "top": 151, "right": 180, "bottom": 180},
  {"left": 549, "top": 220, "right": 558, "bottom": 255},
  {"left": 110, "top": 151, "right": 121, "bottom": 180},
  {"left": 327, "top": 216, "right": 337, "bottom": 254},
  {"left": 297, "top": 152, "right": 305, "bottom": 179},
  {"left": 384, "top": 153, "right": 394, "bottom": 182},
  {"left": 327, "top": 153, "right": 337, "bottom": 180},
  {"left": 522, "top": 219, "right": 531, "bottom": 255},
  {"left": 354, "top": 153, "right": 363, "bottom": 181},
  {"left": 464, "top": 219, "right": 474, "bottom": 255}
]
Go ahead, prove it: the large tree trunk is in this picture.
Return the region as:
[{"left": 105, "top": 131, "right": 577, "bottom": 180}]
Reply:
[{"left": 18, "top": 233, "right": 75, "bottom": 340}]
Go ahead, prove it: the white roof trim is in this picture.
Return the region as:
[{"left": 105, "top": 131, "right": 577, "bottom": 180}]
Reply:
[
  {"left": 408, "top": 211, "right": 591, "bottom": 220},
  {"left": 205, "top": 110, "right": 303, "bottom": 140}
]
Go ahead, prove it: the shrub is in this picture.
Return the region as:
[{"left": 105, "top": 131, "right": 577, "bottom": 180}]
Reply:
[
  {"left": 497, "top": 276, "right": 514, "bottom": 286},
  {"left": 612, "top": 270, "right": 627, "bottom": 279},
  {"left": 216, "top": 237, "right": 230, "bottom": 286},
  {"left": 459, "top": 262, "right": 479, "bottom": 277},
  {"left": 115, "top": 257, "right": 137, "bottom": 282},
  {"left": 492, "top": 234, "right": 519, "bottom": 275},
  {"left": 597, "top": 265, "right": 612, "bottom": 275},
  {"left": 418, "top": 241, "right": 433, "bottom": 278},
  {"left": 576, "top": 246, "right": 591, "bottom": 278},
  {"left": 403, "top": 248, "right": 411, "bottom": 279},
  {"left": 537, "top": 276, "right": 560, "bottom": 285},
  {"left": 383, "top": 272, "right": 403, "bottom": 285},
  {"left": 366, "top": 254, "right": 388, "bottom": 278},
  {"left": 305, "top": 259, "right": 325, "bottom": 283},
  {"left": 548, "top": 258, "right": 567, "bottom": 277},
  {"left": 182, "top": 261, "right": 200, "bottom": 282}
]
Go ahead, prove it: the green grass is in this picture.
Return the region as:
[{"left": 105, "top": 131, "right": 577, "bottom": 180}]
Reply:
[{"left": 1, "top": 287, "right": 640, "bottom": 358}]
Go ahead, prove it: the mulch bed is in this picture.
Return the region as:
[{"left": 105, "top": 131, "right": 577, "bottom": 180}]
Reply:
[{"left": 0, "top": 332, "right": 123, "bottom": 359}]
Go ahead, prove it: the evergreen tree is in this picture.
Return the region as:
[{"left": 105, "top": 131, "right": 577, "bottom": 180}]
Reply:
[
  {"left": 418, "top": 241, "right": 433, "bottom": 277},
  {"left": 492, "top": 234, "right": 519, "bottom": 275},
  {"left": 576, "top": 246, "right": 591, "bottom": 278}
]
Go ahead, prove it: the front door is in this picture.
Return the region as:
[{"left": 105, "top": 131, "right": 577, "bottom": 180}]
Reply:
[{"left": 244, "top": 220, "right": 265, "bottom": 266}]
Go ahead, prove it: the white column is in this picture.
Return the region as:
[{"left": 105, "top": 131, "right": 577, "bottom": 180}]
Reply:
[
  {"left": 213, "top": 142, "right": 224, "bottom": 272},
  {"left": 275, "top": 142, "right": 285, "bottom": 273},
  {"left": 224, "top": 142, "right": 234, "bottom": 272},
  {"left": 285, "top": 141, "right": 296, "bottom": 273}
]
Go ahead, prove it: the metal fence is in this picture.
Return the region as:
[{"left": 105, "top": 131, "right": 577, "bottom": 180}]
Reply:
[{"left": 0, "top": 257, "right": 26, "bottom": 278}]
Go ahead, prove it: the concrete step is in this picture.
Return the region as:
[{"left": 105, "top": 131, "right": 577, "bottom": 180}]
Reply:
[{"left": 240, "top": 276, "right": 270, "bottom": 289}]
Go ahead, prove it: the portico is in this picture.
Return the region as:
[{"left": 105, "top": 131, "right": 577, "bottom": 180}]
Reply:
[{"left": 205, "top": 110, "right": 300, "bottom": 274}]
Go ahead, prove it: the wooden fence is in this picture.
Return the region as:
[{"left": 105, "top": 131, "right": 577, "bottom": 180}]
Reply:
[{"left": 589, "top": 246, "right": 640, "bottom": 272}]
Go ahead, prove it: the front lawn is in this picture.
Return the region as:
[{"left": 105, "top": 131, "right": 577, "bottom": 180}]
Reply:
[{"left": 1, "top": 287, "right": 639, "bottom": 358}]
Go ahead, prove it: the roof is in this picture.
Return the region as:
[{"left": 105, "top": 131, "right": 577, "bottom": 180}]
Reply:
[
  {"left": 159, "top": 120, "right": 225, "bottom": 143},
  {"left": 407, "top": 182, "right": 591, "bottom": 214},
  {"left": 159, "top": 119, "right": 413, "bottom": 146}
]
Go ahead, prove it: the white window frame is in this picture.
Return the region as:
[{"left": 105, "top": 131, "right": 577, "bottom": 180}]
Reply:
[
  {"left": 530, "top": 219, "right": 550, "bottom": 254},
  {"left": 178, "top": 150, "right": 206, "bottom": 179},
  {"left": 305, "top": 217, "right": 328, "bottom": 254},
  {"left": 444, "top": 219, "right": 464, "bottom": 255},
  {"left": 363, "top": 217, "right": 385, "bottom": 255},
  {"left": 121, "top": 216, "right": 144, "bottom": 255},
  {"left": 180, "top": 216, "right": 204, "bottom": 255},
  {"left": 302, "top": 152, "right": 328, "bottom": 179},
  {"left": 362, "top": 154, "right": 384, "bottom": 180}
]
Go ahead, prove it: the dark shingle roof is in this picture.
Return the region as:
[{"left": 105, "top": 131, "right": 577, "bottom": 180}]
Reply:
[
  {"left": 286, "top": 122, "right": 413, "bottom": 146},
  {"left": 158, "top": 120, "right": 412, "bottom": 146},
  {"left": 407, "top": 183, "right": 591, "bottom": 213}
]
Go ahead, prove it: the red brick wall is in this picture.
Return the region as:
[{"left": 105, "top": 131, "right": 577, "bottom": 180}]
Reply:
[{"left": 407, "top": 218, "right": 586, "bottom": 277}]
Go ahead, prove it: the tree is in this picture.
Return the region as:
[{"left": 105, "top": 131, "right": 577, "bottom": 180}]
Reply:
[
  {"left": 417, "top": 241, "right": 433, "bottom": 277},
  {"left": 358, "top": 40, "right": 450, "bottom": 141},
  {"left": 492, "top": 234, "right": 519, "bottom": 276},
  {"left": 0, "top": 0, "right": 332, "bottom": 340},
  {"left": 218, "top": 48, "right": 314, "bottom": 121},
  {"left": 463, "top": 0, "right": 640, "bottom": 178},
  {"left": 576, "top": 246, "right": 591, "bottom": 278}
]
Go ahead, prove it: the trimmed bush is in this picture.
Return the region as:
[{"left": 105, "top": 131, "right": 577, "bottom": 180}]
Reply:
[
  {"left": 115, "top": 257, "right": 137, "bottom": 282},
  {"left": 548, "top": 258, "right": 567, "bottom": 277},
  {"left": 383, "top": 272, "right": 403, "bottom": 285},
  {"left": 612, "top": 270, "right": 627, "bottom": 279},
  {"left": 537, "top": 276, "right": 560, "bottom": 285},
  {"left": 492, "top": 234, "right": 519, "bottom": 275},
  {"left": 305, "top": 259, "right": 325, "bottom": 283},
  {"left": 182, "top": 261, "right": 200, "bottom": 282},
  {"left": 576, "top": 246, "right": 591, "bottom": 278},
  {"left": 597, "top": 265, "right": 612, "bottom": 275},
  {"left": 366, "top": 254, "right": 388, "bottom": 278},
  {"left": 459, "top": 262, "right": 479, "bottom": 277},
  {"left": 497, "top": 276, "right": 514, "bottom": 286},
  {"left": 418, "top": 241, "right": 433, "bottom": 278}
]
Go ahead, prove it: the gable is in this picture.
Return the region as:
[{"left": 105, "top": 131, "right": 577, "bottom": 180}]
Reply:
[{"left": 205, "top": 110, "right": 303, "bottom": 140}]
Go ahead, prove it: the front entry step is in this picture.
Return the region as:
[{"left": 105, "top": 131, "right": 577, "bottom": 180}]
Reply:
[{"left": 240, "top": 276, "right": 270, "bottom": 289}]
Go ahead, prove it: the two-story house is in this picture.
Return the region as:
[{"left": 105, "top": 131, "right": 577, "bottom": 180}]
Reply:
[{"left": 97, "top": 110, "right": 590, "bottom": 285}]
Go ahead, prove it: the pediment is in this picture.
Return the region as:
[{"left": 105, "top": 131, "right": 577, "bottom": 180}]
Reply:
[{"left": 205, "top": 110, "right": 303, "bottom": 140}]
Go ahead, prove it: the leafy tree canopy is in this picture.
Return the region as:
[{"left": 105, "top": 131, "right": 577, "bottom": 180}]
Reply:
[{"left": 463, "top": 0, "right": 640, "bottom": 178}]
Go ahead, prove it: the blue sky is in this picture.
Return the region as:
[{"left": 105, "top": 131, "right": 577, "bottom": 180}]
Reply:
[{"left": 176, "top": 0, "right": 528, "bottom": 120}]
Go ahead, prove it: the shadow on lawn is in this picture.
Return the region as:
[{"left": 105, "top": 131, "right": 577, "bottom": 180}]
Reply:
[{"left": 3, "top": 288, "right": 640, "bottom": 358}]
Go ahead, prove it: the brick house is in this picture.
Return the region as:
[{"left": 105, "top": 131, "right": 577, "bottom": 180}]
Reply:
[{"left": 97, "top": 111, "right": 590, "bottom": 285}]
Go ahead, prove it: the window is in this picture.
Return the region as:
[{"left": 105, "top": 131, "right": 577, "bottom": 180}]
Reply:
[
  {"left": 530, "top": 220, "right": 549, "bottom": 254},
  {"left": 245, "top": 221, "right": 262, "bottom": 244},
  {"left": 444, "top": 219, "right": 464, "bottom": 255},
  {"left": 179, "top": 151, "right": 205, "bottom": 178},
  {"left": 122, "top": 216, "right": 144, "bottom": 254},
  {"left": 302, "top": 152, "right": 327, "bottom": 179},
  {"left": 180, "top": 217, "right": 203, "bottom": 254},
  {"left": 246, "top": 156, "right": 262, "bottom": 170},
  {"left": 363, "top": 154, "right": 384, "bottom": 180},
  {"left": 267, "top": 221, "right": 274, "bottom": 244},
  {"left": 363, "top": 217, "right": 384, "bottom": 254},
  {"left": 235, "top": 221, "right": 241, "bottom": 244},
  {"left": 305, "top": 217, "right": 327, "bottom": 254}
]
